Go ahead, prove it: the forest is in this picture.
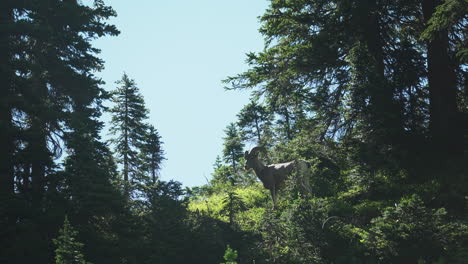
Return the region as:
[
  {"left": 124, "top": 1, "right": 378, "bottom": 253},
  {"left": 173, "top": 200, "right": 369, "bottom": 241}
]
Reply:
[{"left": 0, "top": 0, "right": 467, "bottom": 263}]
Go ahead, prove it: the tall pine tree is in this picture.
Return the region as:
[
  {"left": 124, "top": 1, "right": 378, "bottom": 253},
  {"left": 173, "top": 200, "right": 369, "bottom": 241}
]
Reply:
[{"left": 109, "top": 73, "right": 149, "bottom": 195}]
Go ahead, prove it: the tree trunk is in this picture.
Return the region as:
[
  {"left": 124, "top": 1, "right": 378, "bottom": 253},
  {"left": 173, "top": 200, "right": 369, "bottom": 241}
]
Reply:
[
  {"left": 283, "top": 107, "right": 292, "bottom": 140},
  {"left": 254, "top": 118, "right": 261, "bottom": 143},
  {"left": 124, "top": 85, "right": 129, "bottom": 184},
  {"left": 359, "top": 0, "right": 402, "bottom": 143},
  {"left": 151, "top": 154, "right": 156, "bottom": 184},
  {"left": 231, "top": 151, "right": 236, "bottom": 171},
  {"left": 422, "top": 0, "right": 461, "bottom": 157}
]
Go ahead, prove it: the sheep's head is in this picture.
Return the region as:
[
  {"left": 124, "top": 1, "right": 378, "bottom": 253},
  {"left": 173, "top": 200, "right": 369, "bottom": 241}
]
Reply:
[{"left": 244, "top": 146, "right": 267, "bottom": 171}]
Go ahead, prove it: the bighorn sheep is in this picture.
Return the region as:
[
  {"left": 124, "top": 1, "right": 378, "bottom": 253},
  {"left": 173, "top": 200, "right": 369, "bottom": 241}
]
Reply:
[{"left": 244, "top": 146, "right": 311, "bottom": 207}]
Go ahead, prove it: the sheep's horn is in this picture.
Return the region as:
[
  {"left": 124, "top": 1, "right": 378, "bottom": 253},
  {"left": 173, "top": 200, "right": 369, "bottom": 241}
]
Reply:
[{"left": 249, "top": 146, "right": 267, "bottom": 155}]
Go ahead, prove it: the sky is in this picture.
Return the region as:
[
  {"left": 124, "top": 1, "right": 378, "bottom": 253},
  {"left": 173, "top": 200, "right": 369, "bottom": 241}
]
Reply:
[{"left": 93, "top": 0, "right": 269, "bottom": 187}]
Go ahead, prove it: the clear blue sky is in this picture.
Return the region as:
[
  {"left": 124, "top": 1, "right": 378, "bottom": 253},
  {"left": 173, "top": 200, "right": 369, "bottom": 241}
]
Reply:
[{"left": 93, "top": 0, "right": 269, "bottom": 187}]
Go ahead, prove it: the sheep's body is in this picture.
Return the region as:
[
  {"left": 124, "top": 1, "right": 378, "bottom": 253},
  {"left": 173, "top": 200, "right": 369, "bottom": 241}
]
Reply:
[{"left": 244, "top": 147, "right": 311, "bottom": 207}]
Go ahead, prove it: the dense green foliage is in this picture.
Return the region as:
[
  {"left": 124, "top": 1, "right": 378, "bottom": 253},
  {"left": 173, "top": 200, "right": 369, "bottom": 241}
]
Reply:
[
  {"left": 221, "top": 245, "right": 239, "bottom": 264},
  {"left": 53, "top": 216, "right": 90, "bottom": 264},
  {"left": 237, "top": 100, "right": 272, "bottom": 145},
  {"left": 223, "top": 123, "right": 246, "bottom": 172},
  {"left": 1, "top": 0, "right": 467, "bottom": 264}
]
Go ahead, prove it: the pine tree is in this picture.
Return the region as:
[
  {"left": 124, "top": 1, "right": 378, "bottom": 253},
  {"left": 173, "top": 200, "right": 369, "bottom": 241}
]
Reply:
[
  {"left": 139, "top": 124, "right": 165, "bottom": 185},
  {"left": 220, "top": 245, "right": 238, "bottom": 264},
  {"left": 220, "top": 191, "right": 246, "bottom": 226},
  {"left": 0, "top": 1, "right": 118, "bottom": 263},
  {"left": 210, "top": 156, "right": 233, "bottom": 188},
  {"left": 109, "top": 73, "right": 149, "bottom": 194},
  {"left": 62, "top": 100, "right": 124, "bottom": 223},
  {"left": 237, "top": 100, "right": 272, "bottom": 145},
  {"left": 222, "top": 123, "right": 245, "bottom": 172},
  {"left": 421, "top": 0, "right": 466, "bottom": 157},
  {"left": 0, "top": 0, "right": 118, "bottom": 203},
  {"left": 53, "top": 216, "right": 91, "bottom": 264}
]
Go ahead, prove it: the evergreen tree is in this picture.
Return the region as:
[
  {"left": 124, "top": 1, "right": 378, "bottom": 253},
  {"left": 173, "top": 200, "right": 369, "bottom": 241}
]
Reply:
[
  {"left": 139, "top": 124, "right": 165, "bottom": 185},
  {"left": 222, "top": 123, "right": 245, "bottom": 172},
  {"left": 53, "top": 216, "right": 91, "bottom": 264},
  {"left": 237, "top": 100, "right": 272, "bottom": 145},
  {"left": 62, "top": 104, "right": 126, "bottom": 264},
  {"left": 210, "top": 156, "right": 232, "bottom": 187},
  {"left": 220, "top": 191, "right": 246, "bottom": 226},
  {"left": 109, "top": 73, "right": 149, "bottom": 194},
  {"left": 220, "top": 245, "right": 238, "bottom": 264},
  {"left": 0, "top": 1, "right": 118, "bottom": 263},
  {"left": 421, "top": 0, "right": 466, "bottom": 158},
  {"left": 142, "top": 180, "right": 190, "bottom": 264}
]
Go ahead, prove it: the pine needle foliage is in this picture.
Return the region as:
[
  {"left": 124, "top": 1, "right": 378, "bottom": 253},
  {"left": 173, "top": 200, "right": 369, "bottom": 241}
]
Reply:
[{"left": 53, "top": 216, "right": 91, "bottom": 264}]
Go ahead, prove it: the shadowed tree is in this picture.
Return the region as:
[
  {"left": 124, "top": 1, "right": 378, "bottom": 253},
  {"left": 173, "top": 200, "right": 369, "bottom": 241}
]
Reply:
[
  {"left": 237, "top": 100, "right": 272, "bottom": 145},
  {"left": 0, "top": 1, "right": 118, "bottom": 263},
  {"left": 220, "top": 191, "right": 247, "bottom": 226},
  {"left": 139, "top": 124, "right": 165, "bottom": 185},
  {"left": 109, "top": 73, "right": 149, "bottom": 194},
  {"left": 421, "top": 0, "right": 466, "bottom": 158}
]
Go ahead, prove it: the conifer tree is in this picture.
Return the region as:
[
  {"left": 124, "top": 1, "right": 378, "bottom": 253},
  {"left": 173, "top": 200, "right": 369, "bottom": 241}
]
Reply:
[
  {"left": 210, "top": 156, "right": 233, "bottom": 188},
  {"left": 222, "top": 123, "right": 245, "bottom": 172},
  {"left": 53, "top": 216, "right": 91, "bottom": 264},
  {"left": 220, "top": 191, "right": 246, "bottom": 226},
  {"left": 109, "top": 73, "right": 149, "bottom": 194},
  {"left": 237, "top": 100, "right": 272, "bottom": 145},
  {"left": 139, "top": 124, "right": 165, "bottom": 185},
  {"left": 220, "top": 245, "right": 238, "bottom": 264},
  {"left": 22, "top": 0, "right": 118, "bottom": 205},
  {"left": 63, "top": 104, "right": 123, "bottom": 220},
  {"left": 421, "top": 0, "right": 466, "bottom": 157},
  {"left": 0, "top": 1, "right": 118, "bottom": 263}
]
